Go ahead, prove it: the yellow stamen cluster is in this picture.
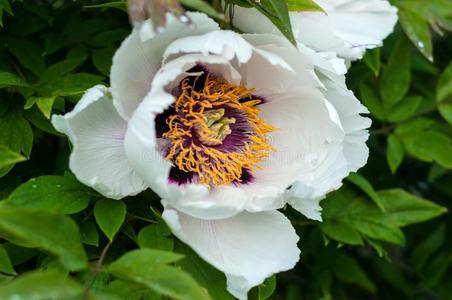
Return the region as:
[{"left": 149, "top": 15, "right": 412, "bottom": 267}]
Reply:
[{"left": 163, "top": 74, "right": 275, "bottom": 186}]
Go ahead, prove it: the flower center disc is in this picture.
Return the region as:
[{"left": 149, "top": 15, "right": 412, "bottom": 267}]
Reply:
[{"left": 162, "top": 72, "right": 274, "bottom": 186}]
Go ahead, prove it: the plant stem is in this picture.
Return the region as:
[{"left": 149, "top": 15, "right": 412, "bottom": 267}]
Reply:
[{"left": 82, "top": 240, "right": 112, "bottom": 300}]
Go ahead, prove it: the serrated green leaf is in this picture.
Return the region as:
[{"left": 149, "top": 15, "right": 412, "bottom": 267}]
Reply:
[
  {"left": 94, "top": 199, "right": 127, "bottom": 241},
  {"left": 387, "top": 134, "right": 405, "bottom": 174},
  {"left": 0, "top": 270, "right": 83, "bottom": 300},
  {"left": 0, "top": 145, "right": 25, "bottom": 170},
  {"left": 0, "top": 208, "right": 87, "bottom": 270},
  {"left": 1, "top": 175, "right": 91, "bottom": 214}
]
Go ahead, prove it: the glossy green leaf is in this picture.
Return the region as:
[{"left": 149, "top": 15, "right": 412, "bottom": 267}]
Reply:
[
  {"left": 386, "top": 134, "right": 405, "bottom": 174},
  {"left": 94, "top": 199, "right": 127, "bottom": 241},
  {"left": 0, "top": 71, "right": 29, "bottom": 88},
  {"left": 137, "top": 223, "right": 174, "bottom": 251},
  {"left": 359, "top": 82, "right": 385, "bottom": 121},
  {"left": 0, "top": 108, "right": 33, "bottom": 159},
  {"left": 399, "top": 8, "right": 433, "bottom": 62},
  {"left": 386, "top": 96, "right": 422, "bottom": 122},
  {"left": 0, "top": 208, "right": 87, "bottom": 270},
  {"left": 0, "top": 244, "right": 15, "bottom": 275},
  {"left": 363, "top": 48, "right": 381, "bottom": 76},
  {"left": 2, "top": 175, "right": 91, "bottom": 214},
  {"left": 79, "top": 221, "right": 99, "bottom": 247},
  {"left": 258, "top": 275, "right": 276, "bottom": 300},
  {"left": 287, "top": 0, "right": 323, "bottom": 12},
  {"left": 0, "top": 270, "right": 83, "bottom": 300},
  {"left": 7, "top": 39, "right": 46, "bottom": 76},
  {"left": 378, "top": 189, "right": 447, "bottom": 226},
  {"left": 437, "top": 62, "right": 452, "bottom": 102},
  {"left": 380, "top": 35, "right": 411, "bottom": 109},
  {"left": 347, "top": 173, "right": 385, "bottom": 212},
  {"left": 438, "top": 102, "right": 452, "bottom": 124},
  {"left": 108, "top": 249, "right": 208, "bottom": 300},
  {"left": 0, "top": 146, "right": 25, "bottom": 170},
  {"left": 38, "top": 73, "right": 104, "bottom": 97}
]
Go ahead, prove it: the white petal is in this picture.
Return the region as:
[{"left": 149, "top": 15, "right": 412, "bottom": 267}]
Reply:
[
  {"left": 52, "top": 85, "right": 147, "bottom": 199},
  {"left": 162, "top": 206, "right": 300, "bottom": 300},
  {"left": 232, "top": 0, "right": 398, "bottom": 60},
  {"left": 111, "top": 12, "right": 219, "bottom": 120}
]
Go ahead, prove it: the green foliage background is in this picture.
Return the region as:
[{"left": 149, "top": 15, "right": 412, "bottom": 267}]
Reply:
[{"left": 0, "top": 0, "right": 450, "bottom": 299}]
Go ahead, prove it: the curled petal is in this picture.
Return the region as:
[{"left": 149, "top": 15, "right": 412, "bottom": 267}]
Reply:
[
  {"left": 162, "top": 206, "right": 300, "bottom": 300},
  {"left": 52, "top": 85, "right": 147, "bottom": 199}
]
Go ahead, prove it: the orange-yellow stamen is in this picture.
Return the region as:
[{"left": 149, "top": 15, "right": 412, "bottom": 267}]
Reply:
[{"left": 163, "top": 74, "right": 275, "bottom": 186}]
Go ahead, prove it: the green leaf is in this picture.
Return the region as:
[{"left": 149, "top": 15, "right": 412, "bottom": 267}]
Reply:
[
  {"left": 7, "top": 39, "right": 46, "bottom": 76},
  {"left": 243, "top": 0, "right": 296, "bottom": 45},
  {"left": 85, "top": 2, "right": 128, "bottom": 12},
  {"left": 411, "top": 223, "right": 446, "bottom": 272},
  {"left": 108, "top": 249, "right": 208, "bottom": 300},
  {"left": 258, "top": 276, "right": 276, "bottom": 300},
  {"left": 396, "top": 119, "right": 452, "bottom": 168},
  {"left": 333, "top": 253, "right": 376, "bottom": 292},
  {"left": 38, "top": 73, "right": 104, "bottom": 97},
  {"left": 0, "top": 208, "right": 87, "bottom": 270},
  {"left": 137, "top": 223, "right": 174, "bottom": 251},
  {"left": 386, "top": 134, "right": 405, "bottom": 174},
  {"left": 0, "top": 71, "right": 29, "bottom": 88},
  {"left": 0, "top": 0, "right": 13, "bottom": 27},
  {"left": 23, "top": 106, "right": 62, "bottom": 135},
  {"left": 386, "top": 96, "right": 422, "bottom": 122},
  {"left": 363, "top": 48, "right": 381, "bottom": 76},
  {"left": 0, "top": 270, "right": 83, "bottom": 299},
  {"left": 347, "top": 173, "right": 385, "bottom": 212},
  {"left": 320, "top": 222, "right": 363, "bottom": 245},
  {"left": 180, "top": 0, "right": 224, "bottom": 20},
  {"left": 79, "top": 221, "right": 99, "bottom": 247},
  {"left": 359, "top": 82, "right": 385, "bottom": 121},
  {"left": 94, "top": 199, "right": 127, "bottom": 241},
  {"left": 0, "top": 146, "right": 25, "bottom": 170},
  {"left": 1, "top": 175, "right": 91, "bottom": 214},
  {"left": 438, "top": 102, "right": 452, "bottom": 125},
  {"left": 399, "top": 8, "right": 433, "bottom": 62},
  {"left": 380, "top": 35, "right": 411, "bottom": 109},
  {"left": 287, "top": 0, "right": 323, "bottom": 12},
  {"left": 437, "top": 62, "right": 452, "bottom": 102},
  {"left": 32, "top": 96, "right": 57, "bottom": 119},
  {"left": 92, "top": 47, "right": 115, "bottom": 76},
  {"left": 0, "top": 244, "right": 16, "bottom": 275},
  {"left": 41, "top": 57, "right": 88, "bottom": 82},
  {"left": 377, "top": 189, "right": 447, "bottom": 226},
  {"left": 175, "top": 242, "right": 233, "bottom": 300},
  {"left": 0, "top": 107, "right": 33, "bottom": 164}
]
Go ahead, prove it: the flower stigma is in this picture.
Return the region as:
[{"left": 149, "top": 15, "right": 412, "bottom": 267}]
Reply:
[{"left": 161, "top": 71, "right": 275, "bottom": 187}]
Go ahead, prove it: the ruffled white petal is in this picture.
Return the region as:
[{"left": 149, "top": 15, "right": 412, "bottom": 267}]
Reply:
[
  {"left": 51, "top": 85, "right": 147, "bottom": 199},
  {"left": 162, "top": 206, "right": 300, "bottom": 300},
  {"left": 111, "top": 12, "right": 219, "bottom": 120},
  {"left": 232, "top": 0, "right": 398, "bottom": 60}
]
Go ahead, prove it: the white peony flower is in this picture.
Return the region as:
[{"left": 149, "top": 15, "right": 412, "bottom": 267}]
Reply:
[
  {"left": 52, "top": 13, "right": 370, "bottom": 299},
  {"left": 231, "top": 0, "right": 398, "bottom": 60}
]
